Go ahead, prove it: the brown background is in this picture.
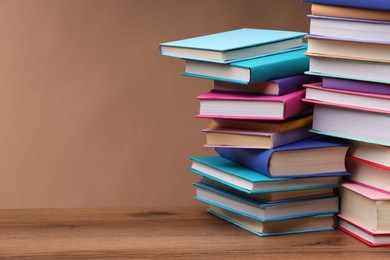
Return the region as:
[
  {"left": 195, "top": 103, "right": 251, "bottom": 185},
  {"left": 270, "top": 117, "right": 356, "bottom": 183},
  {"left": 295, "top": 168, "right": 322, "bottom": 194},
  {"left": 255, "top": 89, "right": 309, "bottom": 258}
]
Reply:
[{"left": 0, "top": 0, "right": 311, "bottom": 208}]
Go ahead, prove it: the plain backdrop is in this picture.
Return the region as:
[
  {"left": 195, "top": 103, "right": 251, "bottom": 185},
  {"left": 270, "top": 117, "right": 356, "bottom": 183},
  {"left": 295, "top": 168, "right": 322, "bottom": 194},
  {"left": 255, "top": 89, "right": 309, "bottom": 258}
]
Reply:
[{"left": 0, "top": 0, "right": 311, "bottom": 208}]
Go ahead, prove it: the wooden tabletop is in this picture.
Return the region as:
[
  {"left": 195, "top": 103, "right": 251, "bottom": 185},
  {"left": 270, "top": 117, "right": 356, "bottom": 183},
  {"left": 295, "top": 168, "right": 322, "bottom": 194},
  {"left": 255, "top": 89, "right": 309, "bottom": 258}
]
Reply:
[{"left": 0, "top": 206, "right": 388, "bottom": 259}]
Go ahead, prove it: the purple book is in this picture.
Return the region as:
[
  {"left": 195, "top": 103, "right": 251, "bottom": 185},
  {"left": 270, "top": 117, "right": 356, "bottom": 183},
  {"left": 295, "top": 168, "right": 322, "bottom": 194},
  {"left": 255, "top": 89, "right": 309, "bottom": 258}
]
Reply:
[
  {"left": 213, "top": 74, "right": 320, "bottom": 96},
  {"left": 322, "top": 77, "right": 390, "bottom": 96}
]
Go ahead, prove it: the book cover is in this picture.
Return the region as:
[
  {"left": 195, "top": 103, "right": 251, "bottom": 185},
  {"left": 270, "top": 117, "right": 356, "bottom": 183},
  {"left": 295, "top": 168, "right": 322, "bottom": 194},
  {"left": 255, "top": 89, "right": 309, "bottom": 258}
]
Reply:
[
  {"left": 302, "top": 0, "right": 390, "bottom": 11},
  {"left": 322, "top": 77, "right": 390, "bottom": 96},
  {"left": 194, "top": 181, "right": 339, "bottom": 221},
  {"left": 183, "top": 45, "right": 309, "bottom": 84},
  {"left": 160, "top": 28, "right": 306, "bottom": 63},
  {"left": 188, "top": 156, "right": 340, "bottom": 194},
  {"left": 303, "top": 83, "right": 390, "bottom": 114},
  {"left": 342, "top": 183, "right": 390, "bottom": 201},
  {"left": 213, "top": 74, "right": 320, "bottom": 96},
  {"left": 215, "top": 136, "right": 351, "bottom": 178},
  {"left": 196, "top": 89, "right": 310, "bottom": 120}
]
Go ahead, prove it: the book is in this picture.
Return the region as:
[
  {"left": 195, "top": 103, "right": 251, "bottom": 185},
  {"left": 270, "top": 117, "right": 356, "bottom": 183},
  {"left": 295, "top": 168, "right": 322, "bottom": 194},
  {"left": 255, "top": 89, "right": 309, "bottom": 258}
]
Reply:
[
  {"left": 183, "top": 45, "right": 309, "bottom": 84},
  {"left": 311, "top": 4, "right": 390, "bottom": 21},
  {"left": 347, "top": 141, "right": 390, "bottom": 169},
  {"left": 212, "top": 74, "right": 320, "bottom": 96},
  {"left": 215, "top": 136, "right": 350, "bottom": 178},
  {"left": 196, "top": 89, "right": 310, "bottom": 120},
  {"left": 208, "top": 205, "right": 336, "bottom": 236},
  {"left": 307, "top": 56, "right": 390, "bottom": 84},
  {"left": 345, "top": 156, "right": 390, "bottom": 194},
  {"left": 338, "top": 215, "right": 390, "bottom": 247},
  {"left": 309, "top": 15, "right": 390, "bottom": 42},
  {"left": 159, "top": 28, "right": 306, "bottom": 63},
  {"left": 306, "top": 35, "right": 390, "bottom": 63},
  {"left": 208, "top": 113, "right": 313, "bottom": 133},
  {"left": 302, "top": 83, "right": 390, "bottom": 114},
  {"left": 302, "top": 0, "right": 390, "bottom": 11},
  {"left": 311, "top": 104, "right": 390, "bottom": 146},
  {"left": 201, "top": 177, "right": 336, "bottom": 203},
  {"left": 194, "top": 181, "right": 339, "bottom": 221},
  {"left": 188, "top": 156, "right": 341, "bottom": 194},
  {"left": 340, "top": 183, "right": 390, "bottom": 232},
  {"left": 322, "top": 77, "right": 390, "bottom": 96},
  {"left": 202, "top": 126, "right": 313, "bottom": 149}
]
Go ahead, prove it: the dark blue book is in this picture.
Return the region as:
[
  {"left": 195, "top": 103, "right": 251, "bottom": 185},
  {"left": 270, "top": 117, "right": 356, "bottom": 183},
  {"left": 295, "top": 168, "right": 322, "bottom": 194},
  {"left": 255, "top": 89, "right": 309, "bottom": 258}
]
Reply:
[{"left": 215, "top": 136, "right": 351, "bottom": 178}]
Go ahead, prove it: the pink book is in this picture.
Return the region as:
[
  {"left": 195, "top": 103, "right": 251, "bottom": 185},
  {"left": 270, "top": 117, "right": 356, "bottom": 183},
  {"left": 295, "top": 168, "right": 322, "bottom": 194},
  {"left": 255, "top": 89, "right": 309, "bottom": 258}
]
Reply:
[
  {"left": 303, "top": 83, "right": 390, "bottom": 114},
  {"left": 196, "top": 89, "right": 310, "bottom": 120},
  {"left": 342, "top": 182, "right": 390, "bottom": 201}
]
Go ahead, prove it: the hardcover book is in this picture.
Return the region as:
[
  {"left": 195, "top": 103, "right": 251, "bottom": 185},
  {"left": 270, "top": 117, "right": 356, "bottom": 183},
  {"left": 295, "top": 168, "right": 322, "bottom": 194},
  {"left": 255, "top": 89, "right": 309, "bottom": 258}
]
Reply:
[
  {"left": 208, "top": 205, "right": 336, "bottom": 236},
  {"left": 160, "top": 28, "right": 306, "bottom": 63},
  {"left": 188, "top": 156, "right": 341, "bottom": 194},
  {"left": 194, "top": 181, "right": 339, "bottom": 221},
  {"left": 212, "top": 74, "right": 320, "bottom": 96},
  {"left": 340, "top": 183, "right": 390, "bottom": 232},
  {"left": 310, "top": 4, "right": 390, "bottom": 21},
  {"left": 303, "top": 83, "right": 390, "bottom": 114},
  {"left": 302, "top": 0, "right": 390, "bottom": 11},
  {"left": 311, "top": 104, "right": 390, "bottom": 146},
  {"left": 196, "top": 89, "right": 310, "bottom": 120},
  {"left": 183, "top": 45, "right": 309, "bottom": 84},
  {"left": 322, "top": 77, "right": 390, "bottom": 96},
  {"left": 347, "top": 141, "right": 390, "bottom": 169},
  {"left": 215, "top": 136, "right": 351, "bottom": 178}
]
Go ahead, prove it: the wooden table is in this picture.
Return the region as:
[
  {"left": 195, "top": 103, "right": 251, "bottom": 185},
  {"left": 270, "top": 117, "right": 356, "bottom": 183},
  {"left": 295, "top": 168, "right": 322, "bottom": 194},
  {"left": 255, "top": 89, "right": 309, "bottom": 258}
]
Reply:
[{"left": 0, "top": 207, "right": 388, "bottom": 259}]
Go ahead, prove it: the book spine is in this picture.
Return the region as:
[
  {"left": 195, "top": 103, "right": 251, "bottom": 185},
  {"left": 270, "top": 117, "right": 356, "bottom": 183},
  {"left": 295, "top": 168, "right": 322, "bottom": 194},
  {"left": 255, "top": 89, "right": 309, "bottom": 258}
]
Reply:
[{"left": 274, "top": 74, "right": 320, "bottom": 95}]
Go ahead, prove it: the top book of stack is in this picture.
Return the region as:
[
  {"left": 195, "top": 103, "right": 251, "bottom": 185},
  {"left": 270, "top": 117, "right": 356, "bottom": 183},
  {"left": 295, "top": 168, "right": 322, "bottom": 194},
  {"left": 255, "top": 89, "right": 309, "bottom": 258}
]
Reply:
[
  {"left": 160, "top": 28, "right": 306, "bottom": 63},
  {"left": 301, "top": 0, "right": 390, "bottom": 11}
]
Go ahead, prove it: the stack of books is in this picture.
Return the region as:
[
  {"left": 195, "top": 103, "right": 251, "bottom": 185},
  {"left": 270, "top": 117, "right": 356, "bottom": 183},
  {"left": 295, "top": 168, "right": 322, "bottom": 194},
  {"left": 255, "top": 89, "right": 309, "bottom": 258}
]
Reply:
[
  {"left": 302, "top": 0, "right": 390, "bottom": 246},
  {"left": 160, "top": 28, "right": 351, "bottom": 236}
]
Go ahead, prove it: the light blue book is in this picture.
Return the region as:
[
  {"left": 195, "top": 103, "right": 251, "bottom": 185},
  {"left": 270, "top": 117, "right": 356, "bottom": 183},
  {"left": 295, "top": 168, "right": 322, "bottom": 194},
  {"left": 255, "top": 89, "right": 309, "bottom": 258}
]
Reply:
[
  {"left": 194, "top": 181, "right": 339, "bottom": 222},
  {"left": 183, "top": 45, "right": 309, "bottom": 84},
  {"left": 208, "top": 205, "right": 335, "bottom": 236},
  {"left": 188, "top": 156, "right": 341, "bottom": 194},
  {"left": 160, "top": 28, "right": 306, "bottom": 63}
]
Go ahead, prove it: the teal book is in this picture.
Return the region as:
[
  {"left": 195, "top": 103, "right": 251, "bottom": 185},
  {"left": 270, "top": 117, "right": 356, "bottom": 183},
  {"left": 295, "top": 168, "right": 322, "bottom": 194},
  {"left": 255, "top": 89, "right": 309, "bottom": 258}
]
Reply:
[
  {"left": 159, "top": 28, "right": 306, "bottom": 63},
  {"left": 188, "top": 156, "right": 341, "bottom": 194},
  {"left": 208, "top": 205, "right": 336, "bottom": 236},
  {"left": 182, "top": 45, "right": 309, "bottom": 84},
  {"left": 194, "top": 181, "right": 339, "bottom": 221}
]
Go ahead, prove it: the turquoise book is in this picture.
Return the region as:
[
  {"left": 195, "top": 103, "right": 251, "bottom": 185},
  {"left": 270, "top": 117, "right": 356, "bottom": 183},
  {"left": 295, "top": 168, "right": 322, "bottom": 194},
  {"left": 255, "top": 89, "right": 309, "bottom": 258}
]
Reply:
[
  {"left": 182, "top": 45, "right": 309, "bottom": 84},
  {"left": 160, "top": 28, "right": 306, "bottom": 63},
  {"left": 188, "top": 156, "right": 341, "bottom": 194},
  {"left": 194, "top": 181, "right": 339, "bottom": 221}
]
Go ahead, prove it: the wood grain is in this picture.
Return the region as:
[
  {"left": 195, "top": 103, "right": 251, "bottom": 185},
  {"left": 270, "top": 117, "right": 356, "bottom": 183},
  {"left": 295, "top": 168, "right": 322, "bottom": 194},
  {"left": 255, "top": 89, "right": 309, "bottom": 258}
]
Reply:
[{"left": 0, "top": 207, "right": 388, "bottom": 259}]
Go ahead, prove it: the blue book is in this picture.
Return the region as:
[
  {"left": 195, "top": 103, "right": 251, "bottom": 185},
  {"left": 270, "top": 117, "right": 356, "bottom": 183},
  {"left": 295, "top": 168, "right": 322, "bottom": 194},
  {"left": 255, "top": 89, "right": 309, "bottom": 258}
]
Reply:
[
  {"left": 302, "top": 0, "right": 390, "bottom": 11},
  {"left": 208, "top": 205, "right": 335, "bottom": 236},
  {"left": 159, "top": 28, "right": 306, "bottom": 63},
  {"left": 183, "top": 45, "right": 309, "bottom": 84},
  {"left": 189, "top": 156, "right": 341, "bottom": 194},
  {"left": 215, "top": 136, "right": 351, "bottom": 178},
  {"left": 194, "top": 181, "right": 339, "bottom": 221}
]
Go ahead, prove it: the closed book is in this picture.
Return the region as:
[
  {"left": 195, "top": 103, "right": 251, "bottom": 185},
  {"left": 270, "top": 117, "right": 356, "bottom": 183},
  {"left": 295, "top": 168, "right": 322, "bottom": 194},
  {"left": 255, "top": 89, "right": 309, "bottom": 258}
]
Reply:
[
  {"left": 188, "top": 156, "right": 341, "bottom": 194},
  {"left": 306, "top": 35, "right": 390, "bottom": 63},
  {"left": 213, "top": 74, "right": 320, "bottom": 96},
  {"left": 311, "top": 104, "right": 390, "bottom": 146},
  {"left": 183, "top": 45, "right": 309, "bottom": 84},
  {"left": 340, "top": 183, "right": 390, "bottom": 232},
  {"left": 309, "top": 15, "right": 390, "bottom": 42},
  {"left": 347, "top": 141, "right": 390, "bottom": 169},
  {"left": 194, "top": 181, "right": 339, "bottom": 221},
  {"left": 159, "top": 28, "right": 306, "bottom": 63},
  {"left": 302, "top": 0, "right": 390, "bottom": 11},
  {"left": 322, "top": 77, "right": 390, "bottom": 96},
  {"left": 345, "top": 156, "right": 390, "bottom": 194},
  {"left": 303, "top": 83, "right": 390, "bottom": 114},
  {"left": 338, "top": 215, "right": 390, "bottom": 247},
  {"left": 311, "top": 4, "right": 390, "bottom": 21},
  {"left": 202, "top": 126, "right": 313, "bottom": 149},
  {"left": 215, "top": 136, "right": 350, "bottom": 178},
  {"left": 196, "top": 89, "right": 310, "bottom": 120},
  {"left": 208, "top": 205, "right": 335, "bottom": 236},
  {"left": 307, "top": 56, "right": 390, "bottom": 84}
]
